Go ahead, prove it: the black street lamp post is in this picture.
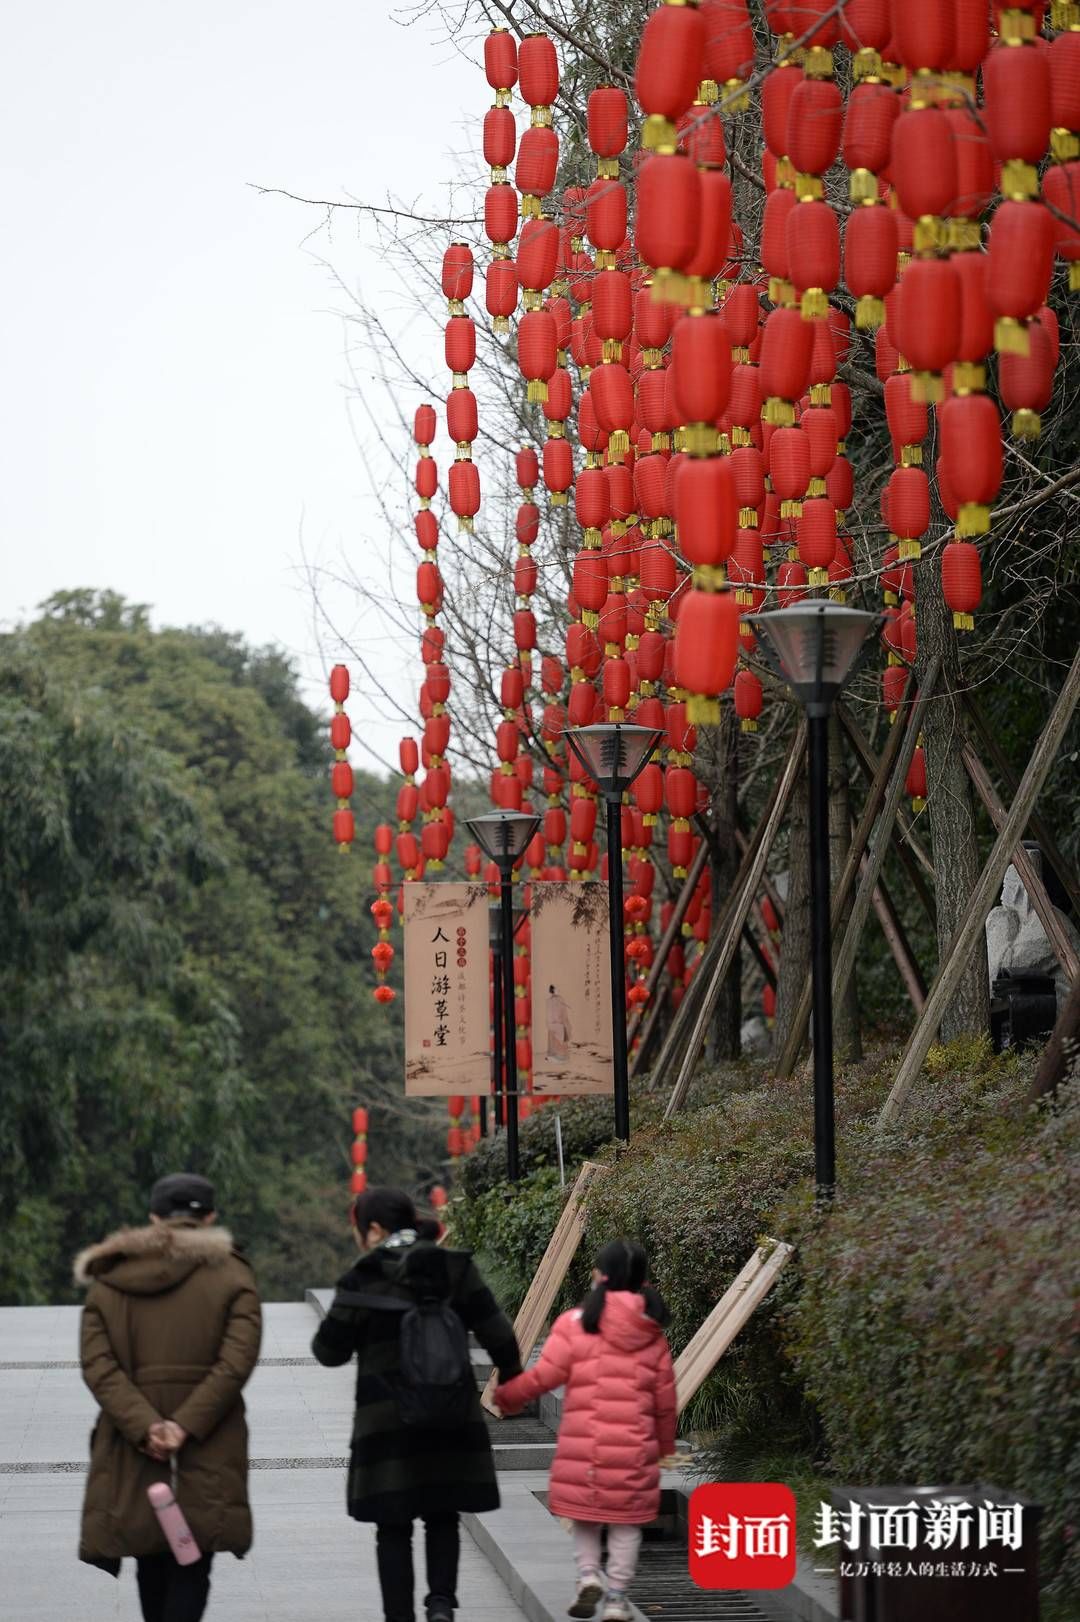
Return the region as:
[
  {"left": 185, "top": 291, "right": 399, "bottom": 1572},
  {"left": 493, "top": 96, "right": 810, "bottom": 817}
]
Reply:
[
  {"left": 746, "top": 603, "right": 879, "bottom": 1196},
  {"left": 465, "top": 810, "right": 540, "bottom": 1181},
  {"left": 487, "top": 899, "right": 527, "bottom": 1137},
  {"left": 563, "top": 723, "right": 665, "bottom": 1144}
]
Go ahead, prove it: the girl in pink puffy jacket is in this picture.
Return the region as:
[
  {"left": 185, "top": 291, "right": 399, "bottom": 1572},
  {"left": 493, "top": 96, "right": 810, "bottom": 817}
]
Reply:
[{"left": 495, "top": 1239, "right": 676, "bottom": 1622}]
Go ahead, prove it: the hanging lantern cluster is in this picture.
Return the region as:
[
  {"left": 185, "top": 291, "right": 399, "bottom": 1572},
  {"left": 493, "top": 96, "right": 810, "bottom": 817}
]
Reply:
[
  {"left": 329, "top": 664, "right": 355, "bottom": 852},
  {"left": 371, "top": 825, "right": 397, "bottom": 1005},
  {"left": 484, "top": 28, "right": 520, "bottom": 336},
  {"left": 350, "top": 1106, "right": 368, "bottom": 1197}
]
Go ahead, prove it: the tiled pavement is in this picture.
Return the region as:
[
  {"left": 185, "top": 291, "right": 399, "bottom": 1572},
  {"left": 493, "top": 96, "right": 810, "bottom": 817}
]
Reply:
[{"left": 0, "top": 1302, "right": 530, "bottom": 1620}]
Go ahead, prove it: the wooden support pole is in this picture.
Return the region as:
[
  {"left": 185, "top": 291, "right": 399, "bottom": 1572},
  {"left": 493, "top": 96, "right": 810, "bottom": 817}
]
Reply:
[
  {"left": 642, "top": 918, "right": 712, "bottom": 1091},
  {"left": 1027, "top": 970, "right": 1080, "bottom": 1105},
  {"left": 962, "top": 742, "right": 1079, "bottom": 982},
  {"left": 626, "top": 838, "right": 709, "bottom": 1051},
  {"left": 963, "top": 689, "right": 1080, "bottom": 921},
  {"left": 737, "top": 823, "right": 787, "bottom": 927},
  {"left": 641, "top": 741, "right": 800, "bottom": 1089},
  {"left": 673, "top": 1240, "right": 794, "bottom": 1414},
  {"left": 663, "top": 725, "right": 806, "bottom": 1117},
  {"left": 868, "top": 871, "right": 927, "bottom": 1012},
  {"left": 776, "top": 666, "right": 938, "bottom": 1081},
  {"left": 879, "top": 649, "right": 1080, "bottom": 1128},
  {"left": 838, "top": 703, "right": 937, "bottom": 920},
  {"left": 828, "top": 674, "right": 940, "bottom": 1026},
  {"left": 480, "top": 1161, "right": 604, "bottom": 1415}
]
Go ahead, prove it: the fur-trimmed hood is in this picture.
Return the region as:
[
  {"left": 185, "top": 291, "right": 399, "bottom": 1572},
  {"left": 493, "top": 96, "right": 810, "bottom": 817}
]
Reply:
[{"left": 74, "top": 1222, "right": 236, "bottom": 1294}]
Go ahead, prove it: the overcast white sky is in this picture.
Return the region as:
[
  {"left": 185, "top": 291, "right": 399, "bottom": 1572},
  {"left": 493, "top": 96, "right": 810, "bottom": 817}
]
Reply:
[{"left": 2, "top": 2, "right": 484, "bottom": 773}]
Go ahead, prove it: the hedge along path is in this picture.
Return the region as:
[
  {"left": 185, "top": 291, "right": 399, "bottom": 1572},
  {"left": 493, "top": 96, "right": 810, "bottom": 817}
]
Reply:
[
  {"left": 963, "top": 686, "right": 1080, "bottom": 921},
  {"left": 962, "top": 742, "right": 1080, "bottom": 982},
  {"left": 775, "top": 664, "right": 939, "bottom": 1083},
  {"left": 879, "top": 646, "right": 1080, "bottom": 1128},
  {"left": 673, "top": 1239, "right": 794, "bottom": 1415},
  {"left": 626, "top": 837, "right": 709, "bottom": 1059},
  {"left": 663, "top": 723, "right": 807, "bottom": 1119},
  {"left": 480, "top": 1160, "right": 604, "bottom": 1416},
  {"left": 639, "top": 739, "right": 802, "bottom": 1090}
]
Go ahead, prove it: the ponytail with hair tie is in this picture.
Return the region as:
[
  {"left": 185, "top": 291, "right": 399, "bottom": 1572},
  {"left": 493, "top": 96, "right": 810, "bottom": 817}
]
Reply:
[{"left": 580, "top": 1239, "right": 670, "bottom": 1333}]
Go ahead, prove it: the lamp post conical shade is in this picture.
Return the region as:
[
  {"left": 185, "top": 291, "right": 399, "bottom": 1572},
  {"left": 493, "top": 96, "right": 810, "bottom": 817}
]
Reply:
[
  {"left": 465, "top": 808, "right": 541, "bottom": 868},
  {"left": 746, "top": 604, "right": 880, "bottom": 716},
  {"left": 563, "top": 722, "right": 664, "bottom": 799}
]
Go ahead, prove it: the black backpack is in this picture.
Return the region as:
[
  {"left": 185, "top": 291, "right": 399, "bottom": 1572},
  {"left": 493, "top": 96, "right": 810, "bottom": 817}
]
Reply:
[{"left": 345, "top": 1260, "right": 475, "bottom": 1429}]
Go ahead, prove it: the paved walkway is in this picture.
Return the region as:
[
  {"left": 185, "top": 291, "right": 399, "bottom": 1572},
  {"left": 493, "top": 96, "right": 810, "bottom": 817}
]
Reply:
[{"left": 0, "top": 1301, "right": 529, "bottom": 1621}]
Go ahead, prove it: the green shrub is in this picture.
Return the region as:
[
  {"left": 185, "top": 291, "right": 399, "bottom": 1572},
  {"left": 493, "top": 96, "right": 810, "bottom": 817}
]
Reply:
[
  {"left": 449, "top": 1165, "right": 568, "bottom": 1316},
  {"left": 449, "top": 1044, "right": 1078, "bottom": 1602},
  {"left": 457, "top": 1097, "right": 619, "bottom": 1201},
  {"left": 787, "top": 1075, "right": 1080, "bottom": 1601}
]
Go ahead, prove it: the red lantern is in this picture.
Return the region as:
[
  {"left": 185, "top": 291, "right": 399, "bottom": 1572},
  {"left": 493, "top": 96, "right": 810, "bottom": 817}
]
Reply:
[
  {"left": 635, "top": 0, "right": 706, "bottom": 147},
  {"left": 333, "top": 808, "right": 355, "bottom": 848},
  {"left": 999, "top": 314, "right": 1055, "bottom": 439},
  {"left": 673, "top": 589, "right": 739, "bottom": 721},
  {"left": 939, "top": 393, "right": 1003, "bottom": 535},
  {"left": 485, "top": 27, "right": 517, "bottom": 95},
  {"left": 987, "top": 201, "right": 1056, "bottom": 353},
  {"left": 896, "top": 259, "right": 960, "bottom": 401},
  {"left": 329, "top": 664, "right": 350, "bottom": 704},
  {"left": 519, "top": 32, "right": 558, "bottom": 109},
  {"left": 787, "top": 77, "right": 843, "bottom": 179},
  {"left": 635, "top": 154, "right": 701, "bottom": 287},
  {"left": 734, "top": 668, "right": 763, "bottom": 733},
  {"left": 675, "top": 456, "right": 737, "bottom": 569},
  {"left": 941, "top": 540, "right": 982, "bottom": 632},
  {"left": 672, "top": 313, "right": 731, "bottom": 426}
]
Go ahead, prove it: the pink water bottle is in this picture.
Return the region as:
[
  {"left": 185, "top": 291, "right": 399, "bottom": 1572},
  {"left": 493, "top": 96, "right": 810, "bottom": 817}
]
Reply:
[{"left": 147, "top": 1480, "right": 201, "bottom": 1565}]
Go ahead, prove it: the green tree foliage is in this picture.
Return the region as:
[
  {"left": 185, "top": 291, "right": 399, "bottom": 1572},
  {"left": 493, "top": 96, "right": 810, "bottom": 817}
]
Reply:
[{"left": 0, "top": 592, "right": 440, "bottom": 1303}]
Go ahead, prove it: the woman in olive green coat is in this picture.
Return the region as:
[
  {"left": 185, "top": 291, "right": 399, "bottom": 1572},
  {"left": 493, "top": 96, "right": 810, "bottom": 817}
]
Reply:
[{"left": 76, "top": 1173, "right": 262, "bottom": 1622}]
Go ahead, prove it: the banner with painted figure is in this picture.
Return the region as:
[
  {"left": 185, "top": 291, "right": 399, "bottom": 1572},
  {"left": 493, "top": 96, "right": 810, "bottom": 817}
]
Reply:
[
  {"left": 530, "top": 881, "right": 614, "bottom": 1094},
  {"left": 404, "top": 883, "right": 490, "bottom": 1096}
]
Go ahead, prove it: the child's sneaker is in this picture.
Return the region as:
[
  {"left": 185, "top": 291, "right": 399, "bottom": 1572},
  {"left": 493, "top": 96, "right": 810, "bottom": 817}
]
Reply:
[
  {"left": 567, "top": 1574, "right": 605, "bottom": 1618},
  {"left": 601, "top": 1593, "right": 632, "bottom": 1622}
]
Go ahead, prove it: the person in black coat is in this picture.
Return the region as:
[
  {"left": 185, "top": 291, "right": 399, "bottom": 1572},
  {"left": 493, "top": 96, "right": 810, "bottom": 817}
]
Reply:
[{"left": 312, "top": 1186, "right": 521, "bottom": 1622}]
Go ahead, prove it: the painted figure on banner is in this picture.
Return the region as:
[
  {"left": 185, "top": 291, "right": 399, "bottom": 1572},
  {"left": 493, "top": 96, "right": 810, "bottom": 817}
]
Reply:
[
  {"left": 547, "top": 984, "right": 573, "bottom": 1059},
  {"left": 531, "top": 883, "right": 614, "bottom": 1095}
]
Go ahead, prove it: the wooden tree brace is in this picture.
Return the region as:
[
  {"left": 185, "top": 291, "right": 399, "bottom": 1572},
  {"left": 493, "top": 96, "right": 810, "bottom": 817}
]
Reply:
[
  {"left": 867, "top": 869, "right": 927, "bottom": 1012},
  {"left": 825, "top": 671, "right": 941, "bottom": 1027},
  {"left": 673, "top": 1240, "right": 794, "bottom": 1414},
  {"left": 776, "top": 665, "right": 938, "bottom": 1081},
  {"left": 962, "top": 742, "right": 1079, "bottom": 983},
  {"left": 838, "top": 703, "right": 937, "bottom": 914},
  {"left": 641, "top": 734, "right": 802, "bottom": 1092},
  {"left": 480, "top": 1161, "right": 604, "bottom": 1415},
  {"left": 663, "top": 724, "right": 806, "bottom": 1118},
  {"left": 963, "top": 688, "right": 1080, "bottom": 921},
  {"left": 626, "top": 837, "right": 709, "bottom": 1052},
  {"left": 879, "top": 648, "right": 1080, "bottom": 1127}
]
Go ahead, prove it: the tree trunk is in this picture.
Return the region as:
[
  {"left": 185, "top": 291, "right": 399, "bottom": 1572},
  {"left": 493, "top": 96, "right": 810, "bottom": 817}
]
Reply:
[
  {"left": 708, "top": 707, "right": 741, "bottom": 1062},
  {"left": 773, "top": 762, "right": 811, "bottom": 1059},
  {"left": 915, "top": 554, "right": 991, "bottom": 1042},
  {"left": 828, "top": 714, "right": 862, "bottom": 1061}
]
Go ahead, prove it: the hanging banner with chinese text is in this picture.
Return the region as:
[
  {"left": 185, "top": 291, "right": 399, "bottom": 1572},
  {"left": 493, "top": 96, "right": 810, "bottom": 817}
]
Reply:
[
  {"left": 404, "top": 883, "right": 489, "bottom": 1096},
  {"left": 530, "top": 882, "right": 613, "bottom": 1095}
]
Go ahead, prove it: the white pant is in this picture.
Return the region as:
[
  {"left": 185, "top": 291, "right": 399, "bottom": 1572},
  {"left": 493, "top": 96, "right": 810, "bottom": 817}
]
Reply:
[{"left": 572, "top": 1521, "right": 644, "bottom": 1591}]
